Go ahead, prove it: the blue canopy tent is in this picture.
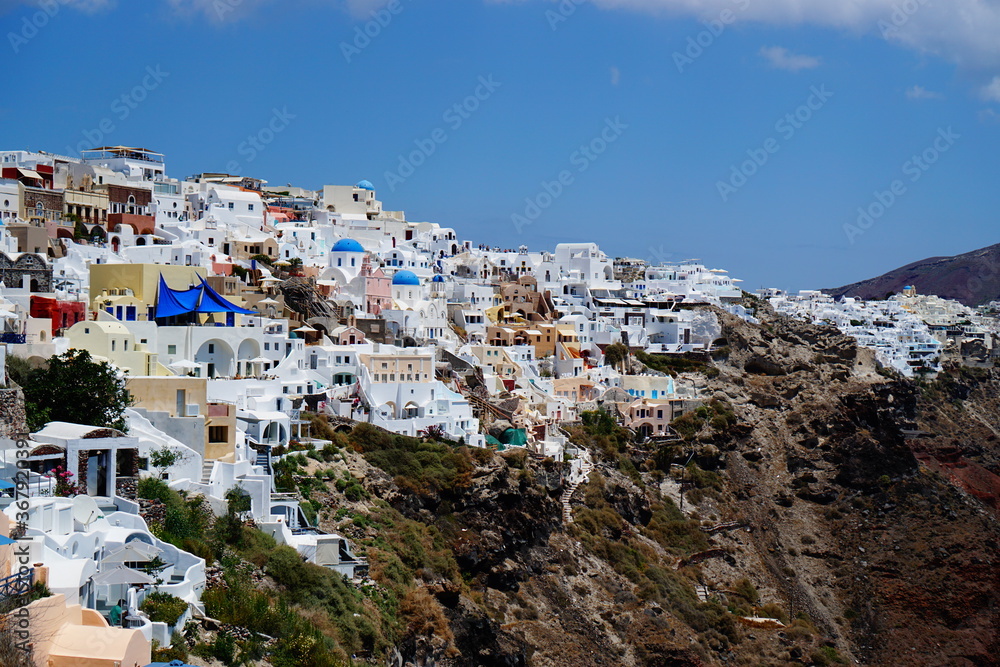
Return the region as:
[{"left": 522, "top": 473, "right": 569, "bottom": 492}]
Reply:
[
  {"left": 195, "top": 277, "right": 256, "bottom": 315},
  {"left": 154, "top": 275, "right": 256, "bottom": 326}
]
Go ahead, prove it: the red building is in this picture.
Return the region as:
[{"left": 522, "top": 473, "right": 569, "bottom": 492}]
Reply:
[{"left": 30, "top": 295, "right": 86, "bottom": 337}]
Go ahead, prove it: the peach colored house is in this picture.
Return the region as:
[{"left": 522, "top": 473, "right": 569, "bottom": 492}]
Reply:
[
  {"left": 626, "top": 398, "right": 686, "bottom": 438},
  {"left": 0, "top": 513, "right": 150, "bottom": 667}
]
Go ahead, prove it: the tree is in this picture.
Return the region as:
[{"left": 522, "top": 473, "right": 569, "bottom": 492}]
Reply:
[
  {"left": 604, "top": 342, "right": 630, "bottom": 373},
  {"left": 149, "top": 446, "right": 186, "bottom": 480},
  {"left": 225, "top": 485, "right": 252, "bottom": 519},
  {"left": 19, "top": 350, "right": 133, "bottom": 432}
]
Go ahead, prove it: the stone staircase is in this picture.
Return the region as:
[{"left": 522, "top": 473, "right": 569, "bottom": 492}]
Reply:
[
  {"left": 200, "top": 460, "right": 214, "bottom": 485},
  {"left": 560, "top": 455, "right": 594, "bottom": 524}
]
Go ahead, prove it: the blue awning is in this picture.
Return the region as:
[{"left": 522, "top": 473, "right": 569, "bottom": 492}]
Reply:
[
  {"left": 154, "top": 275, "right": 200, "bottom": 319},
  {"left": 154, "top": 275, "right": 256, "bottom": 318},
  {"left": 0, "top": 535, "right": 16, "bottom": 545},
  {"left": 195, "top": 278, "right": 256, "bottom": 315},
  {"left": 0, "top": 479, "right": 14, "bottom": 490}
]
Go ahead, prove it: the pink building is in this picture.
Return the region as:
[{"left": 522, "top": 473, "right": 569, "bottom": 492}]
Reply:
[{"left": 361, "top": 255, "right": 391, "bottom": 316}]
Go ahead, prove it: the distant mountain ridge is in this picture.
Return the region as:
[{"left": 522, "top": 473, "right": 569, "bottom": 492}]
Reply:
[{"left": 826, "top": 243, "right": 1000, "bottom": 306}]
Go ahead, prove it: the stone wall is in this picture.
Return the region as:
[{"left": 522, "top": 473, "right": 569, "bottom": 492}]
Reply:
[{"left": 0, "top": 384, "right": 27, "bottom": 438}]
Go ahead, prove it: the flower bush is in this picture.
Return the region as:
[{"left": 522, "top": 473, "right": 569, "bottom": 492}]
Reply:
[{"left": 48, "top": 466, "right": 80, "bottom": 497}]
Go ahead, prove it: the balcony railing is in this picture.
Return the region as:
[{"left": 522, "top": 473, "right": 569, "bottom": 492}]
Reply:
[{"left": 0, "top": 569, "right": 33, "bottom": 600}]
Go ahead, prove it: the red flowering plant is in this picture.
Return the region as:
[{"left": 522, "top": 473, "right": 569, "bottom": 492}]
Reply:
[{"left": 47, "top": 465, "right": 81, "bottom": 497}]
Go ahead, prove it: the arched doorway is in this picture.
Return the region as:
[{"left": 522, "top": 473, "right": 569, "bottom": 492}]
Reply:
[{"left": 195, "top": 338, "right": 236, "bottom": 378}]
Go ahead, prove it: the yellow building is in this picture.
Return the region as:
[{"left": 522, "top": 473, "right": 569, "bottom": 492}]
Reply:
[
  {"left": 89, "top": 263, "right": 207, "bottom": 319},
  {"left": 358, "top": 352, "right": 433, "bottom": 383},
  {"left": 127, "top": 376, "right": 237, "bottom": 461},
  {"left": 65, "top": 320, "right": 166, "bottom": 376}
]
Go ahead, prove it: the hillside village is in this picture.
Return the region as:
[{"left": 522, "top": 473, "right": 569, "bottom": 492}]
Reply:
[{"left": 0, "top": 146, "right": 997, "bottom": 666}]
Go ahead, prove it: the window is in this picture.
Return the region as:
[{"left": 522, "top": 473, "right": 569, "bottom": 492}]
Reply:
[
  {"left": 111, "top": 339, "right": 116, "bottom": 352},
  {"left": 228, "top": 202, "right": 234, "bottom": 209},
  {"left": 168, "top": 344, "right": 177, "bottom": 354},
  {"left": 209, "top": 425, "right": 227, "bottom": 443},
  {"left": 248, "top": 204, "right": 254, "bottom": 211},
  {"left": 208, "top": 344, "right": 215, "bottom": 353}
]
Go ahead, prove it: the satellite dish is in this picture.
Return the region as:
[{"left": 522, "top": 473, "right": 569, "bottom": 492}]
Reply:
[{"left": 72, "top": 495, "right": 103, "bottom": 530}]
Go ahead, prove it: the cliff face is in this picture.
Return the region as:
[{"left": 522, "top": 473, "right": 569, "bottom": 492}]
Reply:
[{"left": 329, "top": 305, "right": 999, "bottom": 667}]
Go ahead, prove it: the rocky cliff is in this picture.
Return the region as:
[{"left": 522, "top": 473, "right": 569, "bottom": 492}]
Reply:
[{"left": 293, "top": 304, "right": 998, "bottom": 667}]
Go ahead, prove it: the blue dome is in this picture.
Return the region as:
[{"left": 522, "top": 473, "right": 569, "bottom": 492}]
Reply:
[
  {"left": 392, "top": 270, "right": 421, "bottom": 286},
  {"left": 355, "top": 180, "right": 375, "bottom": 191},
  {"left": 332, "top": 238, "right": 364, "bottom": 253},
  {"left": 432, "top": 275, "right": 445, "bottom": 282}
]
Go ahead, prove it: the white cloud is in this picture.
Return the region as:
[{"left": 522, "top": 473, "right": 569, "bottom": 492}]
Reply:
[
  {"left": 759, "top": 46, "right": 820, "bottom": 71},
  {"left": 547, "top": 0, "right": 1000, "bottom": 71},
  {"left": 610, "top": 66, "right": 620, "bottom": 85},
  {"left": 982, "top": 76, "right": 1000, "bottom": 102},
  {"left": 905, "top": 85, "right": 942, "bottom": 100}
]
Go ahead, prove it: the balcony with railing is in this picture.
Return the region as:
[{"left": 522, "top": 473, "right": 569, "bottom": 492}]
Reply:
[{"left": 0, "top": 568, "right": 33, "bottom": 601}]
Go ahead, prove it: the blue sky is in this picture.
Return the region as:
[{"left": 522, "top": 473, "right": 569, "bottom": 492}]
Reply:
[{"left": 3, "top": 0, "right": 1000, "bottom": 291}]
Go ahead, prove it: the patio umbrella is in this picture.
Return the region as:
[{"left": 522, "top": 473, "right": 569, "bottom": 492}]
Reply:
[
  {"left": 168, "top": 359, "right": 199, "bottom": 370},
  {"left": 102, "top": 542, "right": 162, "bottom": 566},
  {"left": 91, "top": 566, "right": 154, "bottom": 611},
  {"left": 249, "top": 356, "right": 270, "bottom": 364},
  {"left": 293, "top": 325, "right": 317, "bottom": 333},
  {"left": 273, "top": 260, "right": 291, "bottom": 267},
  {"left": 257, "top": 298, "right": 279, "bottom": 307},
  {"left": 91, "top": 565, "right": 154, "bottom": 586}
]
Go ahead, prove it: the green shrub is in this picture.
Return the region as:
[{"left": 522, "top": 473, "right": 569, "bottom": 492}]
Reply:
[
  {"left": 350, "top": 424, "right": 474, "bottom": 496},
  {"left": 732, "top": 577, "right": 759, "bottom": 604},
  {"left": 140, "top": 592, "right": 188, "bottom": 625},
  {"left": 150, "top": 633, "right": 188, "bottom": 662}
]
